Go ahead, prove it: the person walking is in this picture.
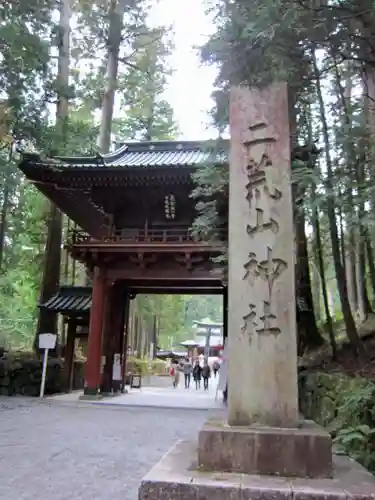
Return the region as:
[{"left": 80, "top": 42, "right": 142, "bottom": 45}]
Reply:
[
  {"left": 183, "top": 358, "right": 192, "bottom": 389},
  {"left": 170, "top": 361, "right": 180, "bottom": 388},
  {"left": 192, "top": 360, "right": 202, "bottom": 390},
  {"left": 213, "top": 360, "right": 220, "bottom": 378},
  {"left": 223, "top": 383, "right": 228, "bottom": 405},
  {"left": 202, "top": 360, "right": 211, "bottom": 391}
]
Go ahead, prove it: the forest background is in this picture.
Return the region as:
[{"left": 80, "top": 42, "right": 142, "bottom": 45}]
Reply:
[
  {"left": 0, "top": 0, "right": 222, "bottom": 352},
  {"left": 2, "top": 0, "right": 375, "bottom": 358}
]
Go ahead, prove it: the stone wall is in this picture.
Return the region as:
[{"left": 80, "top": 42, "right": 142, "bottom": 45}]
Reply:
[
  {"left": 299, "top": 371, "right": 375, "bottom": 472},
  {"left": 0, "top": 353, "right": 86, "bottom": 396},
  {"left": 0, "top": 352, "right": 64, "bottom": 396}
]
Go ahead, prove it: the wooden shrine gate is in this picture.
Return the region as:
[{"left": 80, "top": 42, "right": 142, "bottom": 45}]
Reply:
[{"left": 20, "top": 140, "right": 228, "bottom": 396}]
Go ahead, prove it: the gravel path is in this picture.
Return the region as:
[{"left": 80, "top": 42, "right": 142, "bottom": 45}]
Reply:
[{"left": 0, "top": 397, "right": 208, "bottom": 500}]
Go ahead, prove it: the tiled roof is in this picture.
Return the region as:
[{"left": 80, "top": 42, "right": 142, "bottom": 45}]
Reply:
[
  {"left": 23, "top": 140, "right": 229, "bottom": 169},
  {"left": 41, "top": 286, "right": 92, "bottom": 314},
  {"left": 106, "top": 141, "right": 228, "bottom": 168}
]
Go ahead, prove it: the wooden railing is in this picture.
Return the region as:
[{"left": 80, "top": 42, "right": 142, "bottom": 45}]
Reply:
[{"left": 67, "top": 228, "right": 227, "bottom": 245}]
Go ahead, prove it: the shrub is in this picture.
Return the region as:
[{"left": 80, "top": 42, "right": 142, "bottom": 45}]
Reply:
[
  {"left": 126, "top": 357, "right": 168, "bottom": 376},
  {"left": 299, "top": 372, "right": 375, "bottom": 472}
]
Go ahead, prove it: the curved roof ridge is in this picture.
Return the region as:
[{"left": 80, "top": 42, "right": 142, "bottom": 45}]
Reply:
[
  {"left": 21, "top": 138, "right": 229, "bottom": 169},
  {"left": 102, "top": 143, "right": 129, "bottom": 160},
  {"left": 116, "top": 139, "right": 229, "bottom": 152}
]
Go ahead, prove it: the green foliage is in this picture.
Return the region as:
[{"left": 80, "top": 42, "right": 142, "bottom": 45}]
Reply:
[
  {"left": 190, "top": 140, "right": 229, "bottom": 269},
  {"left": 114, "top": 27, "right": 179, "bottom": 140},
  {"left": 0, "top": 0, "right": 55, "bottom": 144},
  {"left": 127, "top": 356, "right": 167, "bottom": 376},
  {"left": 331, "top": 381, "right": 375, "bottom": 469},
  {"left": 202, "top": 0, "right": 310, "bottom": 90},
  {"left": 0, "top": 0, "right": 179, "bottom": 350},
  {"left": 133, "top": 294, "right": 223, "bottom": 348},
  {"left": 300, "top": 373, "right": 375, "bottom": 471}
]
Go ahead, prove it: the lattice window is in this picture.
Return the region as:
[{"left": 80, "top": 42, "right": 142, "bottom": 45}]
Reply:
[{"left": 164, "top": 194, "right": 176, "bottom": 220}]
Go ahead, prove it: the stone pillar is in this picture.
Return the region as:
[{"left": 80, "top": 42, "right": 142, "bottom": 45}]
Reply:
[
  {"left": 138, "top": 84, "right": 375, "bottom": 499},
  {"left": 84, "top": 266, "right": 106, "bottom": 396},
  {"left": 227, "top": 83, "right": 298, "bottom": 427},
  {"left": 101, "top": 282, "right": 126, "bottom": 394},
  {"left": 196, "top": 85, "right": 333, "bottom": 478},
  {"left": 222, "top": 286, "right": 228, "bottom": 343}
]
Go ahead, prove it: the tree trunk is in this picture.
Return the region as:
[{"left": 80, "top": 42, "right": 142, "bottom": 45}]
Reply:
[
  {"left": 333, "top": 58, "right": 372, "bottom": 318},
  {"left": 363, "top": 64, "right": 375, "bottom": 300},
  {"left": 134, "top": 315, "right": 139, "bottom": 356},
  {"left": 313, "top": 50, "right": 363, "bottom": 352},
  {"left": 365, "top": 233, "right": 375, "bottom": 299},
  {"left": 346, "top": 229, "right": 358, "bottom": 313},
  {"left": 0, "top": 171, "right": 10, "bottom": 272},
  {"left": 356, "top": 233, "right": 373, "bottom": 320},
  {"left": 310, "top": 260, "right": 321, "bottom": 322},
  {"left": 99, "top": 0, "right": 127, "bottom": 153},
  {"left": 290, "top": 86, "right": 324, "bottom": 352},
  {"left": 337, "top": 200, "right": 346, "bottom": 270},
  {"left": 294, "top": 205, "right": 325, "bottom": 352},
  {"left": 36, "top": 203, "right": 63, "bottom": 348},
  {"left": 354, "top": 142, "right": 373, "bottom": 318},
  {"left": 35, "top": 0, "right": 70, "bottom": 353},
  {"left": 312, "top": 204, "right": 337, "bottom": 358},
  {"left": 355, "top": 25, "right": 375, "bottom": 270}
]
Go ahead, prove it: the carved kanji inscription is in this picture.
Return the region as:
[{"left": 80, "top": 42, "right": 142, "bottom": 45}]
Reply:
[
  {"left": 243, "top": 246, "right": 287, "bottom": 295},
  {"left": 245, "top": 155, "right": 281, "bottom": 202},
  {"left": 241, "top": 303, "right": 257, "bottom": 337},
  {"left": 257, "top": 246, "right": 287, "bottom": 297},
  {"left": 257, "top": 301, "right": 281, "bottom": 336},
  {"left": 241, "top": 301, "right": 281, "bottom": 338},
  {"left": 243, "top": 252, "right": 259, "bottom": 284},
  {"left": 243, "top": 121, "right": 277, "bottom": 159},
  {"left": 246, "top": 193, "right": 280, "bottom": 235},
  {"left": 242, "top": 247, "right": 287, "bottom": 338},
  {"left": 244, "top": 152, "right": 282, "bottom": 237}
]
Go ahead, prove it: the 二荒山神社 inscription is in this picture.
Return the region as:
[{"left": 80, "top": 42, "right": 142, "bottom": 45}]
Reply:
[{"left": 241, "top": 122, "right": 287, "bottom": 339}]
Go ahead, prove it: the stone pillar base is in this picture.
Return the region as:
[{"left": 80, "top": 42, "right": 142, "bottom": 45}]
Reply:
[
  {"left": 139, "top": 440, "right": 375, "bottom": 500},
  {"left": 198, "top": 418, "right": 332, "bottom": 478}
]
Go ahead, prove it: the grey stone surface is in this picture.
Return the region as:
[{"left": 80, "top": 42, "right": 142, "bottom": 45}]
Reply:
[
  {"left": 49, "top": 375, "right": 223, "bottom": 411},
  {"left": 228, "top": 84, "right": 298, "bottom": 427},
  {"left": 198, "top": 418, "right": 332, "bottom": 478},
  {"left": 139, "top": 440, "right": 375, "bottom": 500},
  {"left": 0, "top": 396, "right": 209, "bottom": 500}
]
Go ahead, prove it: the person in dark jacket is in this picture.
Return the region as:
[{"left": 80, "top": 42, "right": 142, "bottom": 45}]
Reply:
[
  {"left": 183, "top": 358, "right": 193, "bottom": 389},
  {"left": 192, "top": 360, "right": 202, "bottom": 390},
  {"left": 223, "top": 384, "right": 228, "bottom": 405},
  {"left": 202, "top": 360, "right": 211, "bottom": 391}
]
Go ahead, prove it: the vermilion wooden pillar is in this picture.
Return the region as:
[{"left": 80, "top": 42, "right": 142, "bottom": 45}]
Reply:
[
  {"left": 101, "top": 282, "right": 126, "bottom": 394},
  {"left": 84, "top": 267, "right": 107, "bottom": 396}
]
